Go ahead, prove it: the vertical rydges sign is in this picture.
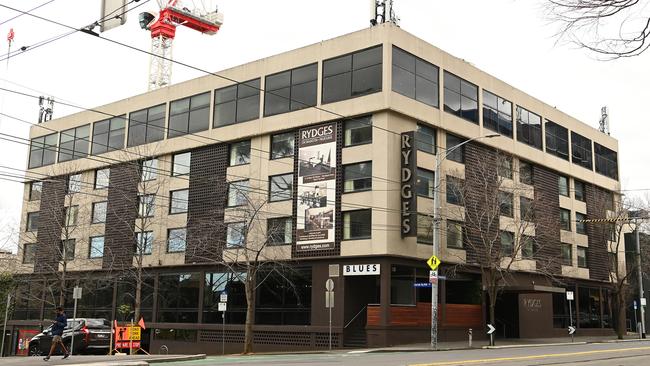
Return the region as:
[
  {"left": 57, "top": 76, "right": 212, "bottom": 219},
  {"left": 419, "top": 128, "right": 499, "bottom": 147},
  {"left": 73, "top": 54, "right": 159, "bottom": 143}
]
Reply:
[{"left": 296, "top": 122, "right": 337, "bottom": 251}]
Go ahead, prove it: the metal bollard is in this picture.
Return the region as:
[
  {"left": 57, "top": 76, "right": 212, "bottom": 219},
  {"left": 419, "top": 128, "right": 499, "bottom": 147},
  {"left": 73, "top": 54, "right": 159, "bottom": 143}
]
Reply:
[{"left": 468, "top": 328, "right": 473, "bottom": 348}]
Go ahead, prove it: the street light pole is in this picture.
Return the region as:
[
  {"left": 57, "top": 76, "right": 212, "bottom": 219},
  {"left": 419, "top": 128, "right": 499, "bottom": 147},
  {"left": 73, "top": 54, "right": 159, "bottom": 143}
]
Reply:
[
  {"left": 430, "top": 133, "right": 498, "bottom": 350},
  {"left": 635, "top": 224, "right": 646, "bottom": 338}
]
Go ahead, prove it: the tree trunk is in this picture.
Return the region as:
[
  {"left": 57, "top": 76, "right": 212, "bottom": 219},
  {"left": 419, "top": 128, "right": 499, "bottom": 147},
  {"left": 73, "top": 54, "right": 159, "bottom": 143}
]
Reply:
[
  {"left": 616, "top": 289, "right": 626, "bottom": 339},
  {"left": 243, "top": 273, "right": 256, "bottom": 354},
  {"left": 59, "top": 263, "right": 67, "bottom": 307},
  {"left": 134, "top": 268, "right": 142, "bottom": 323}
]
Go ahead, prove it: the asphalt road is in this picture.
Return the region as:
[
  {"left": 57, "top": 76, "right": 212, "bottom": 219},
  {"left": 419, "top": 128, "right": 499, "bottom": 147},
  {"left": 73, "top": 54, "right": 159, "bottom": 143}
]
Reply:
[
  {"left": 3, "top": 342, "right": 650, "bottom": 366},
  {"left": 158, "top": 342, "right": 650, "bottom": 366}
]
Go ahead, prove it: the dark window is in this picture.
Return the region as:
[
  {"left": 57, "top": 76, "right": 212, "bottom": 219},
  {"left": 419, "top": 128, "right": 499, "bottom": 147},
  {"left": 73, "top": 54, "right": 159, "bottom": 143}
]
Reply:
[
  {"left": 571, "top": 132, "right": 593, "bottom": 170},
  {"left": 169, "top": 189, "right": 189, "bottom": 214},
  {"left": 127, "top": 104, "right": 165, "bottom": 147},
  {"left": 154, "top": 329, "right": 197, "bottom": 342},
  {"left": 344, "top": 116, "right": 372, "bottom": 146},
  {"left": 58, "top": 124, "right": 90, "bottom": 162},
  {"left": 138, "top": 194, "right": 155, "bottom": 217},
  {"left": 416, "top": 123, "right": 436, "bottom": 154},
  {"left": 558, "top": 175, "right": 569, "bottom": 196},
  {"left": 167, "top": 228, "right": 187, "bottom": 253},
  {"left": 214, "top": 79, "right": 260, "bottom": 127},
  {"left": 227, "top": 180, "right": 249, "bottom": 207},
  {"left": 267, "top": 217, "right": 292, "bottom": 245},
  {"left": 516, "top": 106, "right": 542, "bottom": 149},
  {"left": 576, "top": 212, "right": 587, "bottom": 234},
  {"left": 172, "top": 152, "right": 191, "bottom": 176},
  {"left": 392, "top": 46, "right": 439, "bottom": 107},
  {"left": 168, "top": 92, "right": 210, "bottom": 138},
  {"left": 391, "top": 265, "right": 415, "bottom": 305},
  {"left": 94, "top": 168, "right": 110, "bottom": 189},
  {"left": 255, "top": 268, "right": 313, "bottom": 325},
  {"left": 91, "top": 201, "right": 107, "bottom": 224},
  {"left": 578, "top": 287, "right": 601, "bottom": 328},
  {"left": 264, "top": 63, "right": 317, "bottom": 116},
  {"left": 136, "top": 231, "right": 153, "bottom": 255},
  {"left": 446, "top": 133, "right": 465, "bottom": 163},
  {"left": 521, "top": 236, "right": 535, "bottom": 259},
  {"left": 499, "top": 191, "right": 513, "bottom": 217},
  {"left": 545, "top": 120, "right": 569, "bottom": 160},
  {"left": 446, "top": 175, "right": 463, "bottom": 205},
  {"left": 446, "top": 220, "right": 464, "bottom": 249},
  {"left": 29, "top": 181, "right": 42, "bottom": 201},
  {"left": 157, "top": 273, "right": 200, "bottom": 323},
  {"left": 443, "top": 71, "right": 478, "bottom": 123},
  {"left": 519, "top": 161, "right": 533, "bottom": 185},
  {"left": 269, "top": 173, "right": 293, "bottom": 201},
  {"left": 520, "top": 196, "right": 533, "bottom": 221},
  {"left": 343, "top": 162, "right": 372, "bottom": 193},
  {"left": 500, "top": 231, "right": 514, "bottom": 256},
  {"left": 417, "top": 214, "right": 433, "bottom": 244},
  {"left": 594, "top": 143, "right": 618, "bottom": 180},
  {"left": 26, "top": 212, "right": 39, "bottom": 232},
  {"left": 416, "top": 168, "right": 434, "bottom": 198},
  {"left": 271, "top": 132, "right": 294, "bottom": 159},
  {"left": 61, "top": 239, "right": 75, "bottom": 261},
  {"left": 22, "top": 244, "right": 36, "bottom": 264},
  {"left": 92, "top": 116, "right": 126, "bottom": 154},
  {"left": 560, "top": 208, "right": 571, "bottom": 231},
  {"left": 574, "top": 180, "right": 585, "bottom": 202},
  {"left": 28, "top": 133, "right": 58, "bottom": 168},
  {"left": 229, "top": 140, "right": 251, "bottom": 166},
  {"left": 561, "top": 244, "right": 572, "bottom": 266},
  {"left": 203, "top": 272, "right": 247, "bottom": 324},
  {"left": 322, "top": 45, "right": 382, "bottom": 104},
  {"left": 89, "top": 236, "right": 104, "bottom": 258},
  {"left": 577, "top": 247, "right": 588, "bottom": 268},
  {"left": 498, "top": 155, "right": 513, "bottom": 179},
  {"left": 343, "top": 209, "right": 371, "bottom": 240},
  {"left": 482, "top": 90, "right": 512, "bottom": 137},
  {"left": 141, "top": 159, "right": 157, "bottom": 181},
  {"left": 226, "top": 222, "right": 246, "bottom": 247}
]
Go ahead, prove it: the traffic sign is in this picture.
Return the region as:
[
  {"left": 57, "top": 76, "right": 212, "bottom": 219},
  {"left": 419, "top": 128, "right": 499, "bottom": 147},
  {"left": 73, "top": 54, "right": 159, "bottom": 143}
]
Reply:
[
  {"left": 218, "top": 302, "right": 227, "bottom": 312},
  {"left": 487, "top": 324, "right": 496, "bottom": 335},
  {"left": 642, "top": 298, "right": 647, "bottom": 306},
  {"left": 566, "top": 291, "right": 574, "bottom": 301},
  {"left": 429, "top": 270, "right": 438, "bottom": 284},
  {"left": 73, "top": 287, "right": 83, "bottom": 300},
  {"left": 325, "top": 291, "right": 334, "bottom": 308},
  {"left": 427, "top": 255, "right": 441, "bottom": 271},
  {"left": 220, "top": 292, "right": 228, "bottom": 303},
  {"left": 634, "top": 300, "right": 638, "bottom": 310},
  {"left": 568, "top": 326, "right": 576, "bottom": 335},
  {"left": 325, "top": 279, "right": 334, "bottom": 291}
]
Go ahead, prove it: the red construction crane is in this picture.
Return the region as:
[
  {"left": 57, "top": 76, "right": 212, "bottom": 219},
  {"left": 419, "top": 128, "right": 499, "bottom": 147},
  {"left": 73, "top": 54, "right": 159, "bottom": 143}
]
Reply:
[{"left": 139, "top": 0, "right": 223, "bottom": 90}]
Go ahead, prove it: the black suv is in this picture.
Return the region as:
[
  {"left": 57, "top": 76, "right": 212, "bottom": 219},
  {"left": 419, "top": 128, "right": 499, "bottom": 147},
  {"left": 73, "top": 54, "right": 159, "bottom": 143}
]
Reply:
[{"left": 28, "top": 318, "right": 111, "bottom": 356}]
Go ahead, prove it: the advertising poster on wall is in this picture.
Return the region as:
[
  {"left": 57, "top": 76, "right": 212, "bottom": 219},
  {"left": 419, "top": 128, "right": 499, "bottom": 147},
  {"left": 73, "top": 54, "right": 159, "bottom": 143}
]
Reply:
[{"left": 296, "top": 122, "right": 337, "bottom": 251}]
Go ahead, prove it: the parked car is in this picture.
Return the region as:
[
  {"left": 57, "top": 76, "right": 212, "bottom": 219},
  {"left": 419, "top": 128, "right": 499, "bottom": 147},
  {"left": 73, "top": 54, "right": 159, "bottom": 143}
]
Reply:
[{"left": 28, "top": 318, "right": 111, "bottom": 356}]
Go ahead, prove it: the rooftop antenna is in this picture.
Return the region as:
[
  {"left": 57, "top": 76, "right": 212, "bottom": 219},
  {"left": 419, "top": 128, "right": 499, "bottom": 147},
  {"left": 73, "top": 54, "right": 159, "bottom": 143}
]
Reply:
[
  {"left": 370, "top": 0, "right": 399, "bottom": 26},
  {"left": 598, "top": 106, "right": 610, "bottom": 135},
  {"left": 38, "top": 96, "right": 54, "bottom": 123}
]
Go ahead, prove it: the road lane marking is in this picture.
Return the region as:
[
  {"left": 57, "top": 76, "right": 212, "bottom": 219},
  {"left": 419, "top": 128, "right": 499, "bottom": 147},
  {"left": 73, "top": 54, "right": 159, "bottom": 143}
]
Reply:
[{"left": 410, "top": 345, "right": 650, "bottom": 366}]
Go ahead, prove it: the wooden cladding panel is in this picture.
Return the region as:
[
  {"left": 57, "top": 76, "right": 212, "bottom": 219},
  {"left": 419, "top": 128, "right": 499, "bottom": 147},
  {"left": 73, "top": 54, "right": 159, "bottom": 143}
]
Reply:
[{"left": 367, "top": 303, "right": 482, "bottom": 328}]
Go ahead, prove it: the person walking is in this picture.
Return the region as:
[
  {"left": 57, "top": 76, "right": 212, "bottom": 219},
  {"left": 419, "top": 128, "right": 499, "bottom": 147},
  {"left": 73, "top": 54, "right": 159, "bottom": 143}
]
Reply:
[{"left": 43, "top": 307, "right": 69, "bottom": 361}]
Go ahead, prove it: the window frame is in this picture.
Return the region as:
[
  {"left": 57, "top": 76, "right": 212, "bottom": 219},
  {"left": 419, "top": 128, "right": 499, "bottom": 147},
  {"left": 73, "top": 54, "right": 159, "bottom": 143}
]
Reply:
[
  {"left": 446, "top": 220, "right": 464, "bottom": 249},
  {"left": 267, "top": 217, "right": 293, "bottom": 245},
  {"left": 61, "top": 239, "right": 76, "bottom": 261},
  {"left": 58, "top": 124, "right": 90, "bottom": 162},
  {"left": 65, "top": 205, "right": 79, "bottom": 227},
  {"left": 446, "top": 133, "right": 465, "bottom": 163},
  {"left": 268, "top": 173, "right": 294, "bottom": 202},
  {"left": 519, "top": 161, "right": 534, "bottom": 185},
  {"left": 213, "top": 78, "right": 261, "bottom": 127},
  {"left": 94, "top": 168, "right": 110, "bottom": 190},
  {"left": 445, "top": 175, "right": 463, "bottom": 206},
  {"left": 264, "top": 63, "right": 318, "bottom": 117},
  {"left": 28, "top": 133, "right": 58, "bottom": 168},
  {"left": 560, "top": 208, "right": 571, "bottom": 231},
  {"left": 135, "top": 231, "right": 154, "bottom": 255},
  {"left": 344, "top": 116, "right": 373, "bottom": 147},
  {"left": 571, "top": 132, "right": 593, "bottom": 170},
  {"left": 91, "top": 115, "right": 126, "bottom": 155},
  {"left": 391, "top": 46, "right": 440, "bottom": 108},
  {"left": 498, "top": 191, "right": 514, "bottom": 218},
  {"left": 91, "top": 201, "right": 108, "bottom": 224},
  {"left": 168, "top": 92, "right": 211, "bottom": 138},
  {"left": 594, "top": 143, "right": 618, "bottom": 180},
  {"left": 167, "top": 227, "right": 187, "bottom": 253},
  {"left": 229, "top": 140, "right": 251, "bottom": 166},
  {"left": 416, "top": 123, "right": 436, "bottom": 154},
  {"left": 343, "top": 161, "right": 372, "bottom": 193},
  {"left": 417, "top": 214, "right": 433, "bottom": 244},
  {"left": 577, "top": 246, "right": 588, "bottom": 268},
  {"left": 561, "top": 243, "right": 573, "bottom": 266},
  {"left": 227, "top": 180, "right": 250, "bottom": 207},
  {"left": 500, "top": 231, "right": 514, "bottom": 257},
  {"left": 270, "top": 131, "right": 295, "bottom": 160},
  {"left": 574, "top": 180, "right": 586, "bottom": 202},
  {"left": 226, "top": 221, "right": 247, "bottom": 248},
  {"left": 321, "top": 45, "right": 383, "bottom": 104},
  {"left": 342, "top": 209, "right": 372, "bottom": 240},
  {"left": 558, "top": 175, "right": 569, "bottom": 197},
  {"left": 127, "top": 104, "right": 166, "bottom": 147},
  {"left": 172, "top": 152, "right": 191, "bottom": 177},
  {"left": 22, "top": 243, "right": 36, "bottom": 264},
  {"left": 516, "top": 106, "right": 542, "bottom": 150},
  {"left": 545, "top": 120, "right": 569, "bottom": 160},
  {"left": 169, "top": 189, "right": 189, "bottom": 214},
  {"left": 89, "top": 236, "right": 105, "bottom": 259},
  {"left": 28, "top": 181, "right": 42, "bottom": 201},
  {"left": 138, "top": 194, "right": 155, "bottom": 218},
  {"left": 68, "top": 174, "right": 82, "bottom": 193},
  {"left": 26, "top": 212, "right": 39, "bottom": 232},
  {"left": 443, "top": 71, "right": 479, "bottom": 124},
  {"left": 575, "top": 212, "right": 587, "bottom": 235},
  {"left": 482, "top": 89, "right": 513, "bottom": 137}
]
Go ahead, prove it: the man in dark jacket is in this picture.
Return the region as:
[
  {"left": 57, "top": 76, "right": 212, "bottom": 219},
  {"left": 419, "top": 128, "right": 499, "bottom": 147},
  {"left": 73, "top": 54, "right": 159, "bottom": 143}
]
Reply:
[{"left": 43, "top": 307, "right": 69, "bottom": 361}]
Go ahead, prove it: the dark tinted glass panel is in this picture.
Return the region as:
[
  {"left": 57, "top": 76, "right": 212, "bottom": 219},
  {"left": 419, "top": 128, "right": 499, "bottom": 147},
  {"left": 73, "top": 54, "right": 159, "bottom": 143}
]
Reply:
[
  {"left": 482, "top": 90, "right": 512, "bottom": 137},
  {"left": 594, "top": 143, "right": 618, "bottom": 180},
  {"left": 446, "top": 133, "right": 465, "bottom": 163},
  {"left": 322, "top": 46, "right": 382, "bottom": 104},
  {"left": 571, "top": 132, "right": 593, "bottom": 170},
  {"left": 545, "top": 120, "right": 569, "bottom": 160},
  {"left": 214, "top": 79, "right": 260, "bottom": 127},
  {"left": 391, "top": 46, "right": 439, "bottom": 107},
  {"left": 516, "top": 106, "right": 542, "bottom": 150}
]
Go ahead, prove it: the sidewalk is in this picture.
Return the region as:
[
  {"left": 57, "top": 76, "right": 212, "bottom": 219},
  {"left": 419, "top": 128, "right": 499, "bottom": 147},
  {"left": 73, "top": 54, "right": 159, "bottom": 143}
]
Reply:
[{"left": 359, "top": 334, "right": 650, "bottom": 353}]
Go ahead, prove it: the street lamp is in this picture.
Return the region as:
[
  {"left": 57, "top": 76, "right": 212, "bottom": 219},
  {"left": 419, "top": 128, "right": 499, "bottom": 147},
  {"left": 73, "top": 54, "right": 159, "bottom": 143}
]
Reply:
[
  {"left": 430, "top": 133, "right": 498, "bottom": 350},
  {"left": 630, "top": 209, "right": 649, "bottom": 338}
]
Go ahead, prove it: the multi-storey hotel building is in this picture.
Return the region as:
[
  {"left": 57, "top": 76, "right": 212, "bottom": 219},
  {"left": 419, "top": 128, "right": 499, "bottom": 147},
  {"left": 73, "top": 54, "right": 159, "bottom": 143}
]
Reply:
[{"left": 8, "top": 24, "right": 622, "bottom": 354}]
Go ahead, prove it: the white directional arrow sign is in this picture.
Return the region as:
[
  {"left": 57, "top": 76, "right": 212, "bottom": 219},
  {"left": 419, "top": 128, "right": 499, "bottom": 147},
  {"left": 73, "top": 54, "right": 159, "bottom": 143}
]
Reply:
[
  {"left": 487, "top": 324, "right": 496, "bottom": 335},
  {"left": 568, "top": 326, "right": 576, "bottom": 335}
]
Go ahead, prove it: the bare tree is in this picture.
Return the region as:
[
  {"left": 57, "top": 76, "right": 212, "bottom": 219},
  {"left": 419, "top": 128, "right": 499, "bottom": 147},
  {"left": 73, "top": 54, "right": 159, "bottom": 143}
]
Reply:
[
  {"left": 187, "top": 181, "right": 298, "bottom": 354},
  {"left": 546, "top": 0, "right": 650, "bottom": 58},
  {"left": 444, "top": 149, "right": 561, "bottom": 335}
]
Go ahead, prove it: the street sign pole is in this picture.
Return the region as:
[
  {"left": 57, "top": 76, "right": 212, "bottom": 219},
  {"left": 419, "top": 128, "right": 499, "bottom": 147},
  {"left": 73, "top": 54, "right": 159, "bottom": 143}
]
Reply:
[
  {"left": 219, "top": 292, "right": 227, "bottom": 355},
  {"left": 566, "top": 291, "right": 574, "bottom": 342},
  {"left": 487, "top": 324, "right": 495, "bottom": 346},
  {"left": 1, "top": 293, "right": 10, "bottom": 357},
  {"left": 71, "top": 286, "right": 82, "bottom": 356},
  {"left": 325, "top": 279, "right": 334, "bottom": 351}
]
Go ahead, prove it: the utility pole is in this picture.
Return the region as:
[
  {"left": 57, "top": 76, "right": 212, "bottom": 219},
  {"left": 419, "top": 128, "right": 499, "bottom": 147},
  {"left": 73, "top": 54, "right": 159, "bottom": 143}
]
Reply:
[{"left": 635, "top": 224, "right": 646, "bottom": 338}]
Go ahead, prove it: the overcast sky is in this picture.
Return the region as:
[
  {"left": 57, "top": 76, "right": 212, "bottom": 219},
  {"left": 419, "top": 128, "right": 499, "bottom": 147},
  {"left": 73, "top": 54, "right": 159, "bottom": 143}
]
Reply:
[{"left": 0, "top": 0, "right": 648, "bottom": 250}]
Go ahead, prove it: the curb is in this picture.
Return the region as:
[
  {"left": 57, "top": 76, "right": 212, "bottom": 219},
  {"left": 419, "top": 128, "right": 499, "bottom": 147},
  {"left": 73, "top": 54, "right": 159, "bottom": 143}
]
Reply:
[
  {"left": 67, "top": 362, "right": 149, "bottom": 366},
  {"left": 147, "top": 354, "right": 207, "bottom": 364},
  {"left": 482, "top": 341, "right": 587, "bottom": 349},
  {"left": 598, "top": 338, "right": 650, "bottom": 343}
]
